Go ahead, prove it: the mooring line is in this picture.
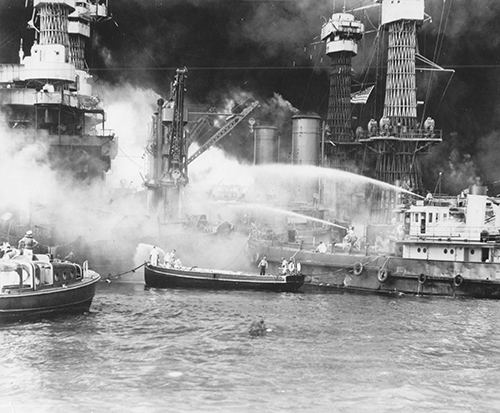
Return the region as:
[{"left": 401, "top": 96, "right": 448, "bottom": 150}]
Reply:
[{"left": 104, "top": 263, "right": 146, "bottom": 282}]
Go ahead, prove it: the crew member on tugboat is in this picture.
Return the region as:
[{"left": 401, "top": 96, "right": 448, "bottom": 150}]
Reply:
[
  {"left": 17, "top": 230, "right": 38, "bottom": 259},
  {"left": 258, "top": 256, "right": 268, "bottom": 275}
]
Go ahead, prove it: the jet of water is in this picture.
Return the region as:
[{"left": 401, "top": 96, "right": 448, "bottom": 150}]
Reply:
[
  {"left": 251, "top": 164, "right": 424, "bottom": 199},
  {"left": 217, "top": 201, "right": 348, "bottom": 230}
]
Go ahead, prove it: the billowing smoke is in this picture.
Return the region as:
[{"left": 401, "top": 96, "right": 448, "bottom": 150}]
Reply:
[
  {"left": 97, "top": 82, "right": 160, "bottom": 187},
  {"left": 2, "top": 0, "right": 500, "bottom": 274}
]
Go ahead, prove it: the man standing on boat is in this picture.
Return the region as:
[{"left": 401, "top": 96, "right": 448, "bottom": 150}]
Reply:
[
  {"left": 149, "top": 246, "right": 160, "bottom": 266},
  {"left": 18, "top": 230, "right": 38, "bottom": 258},
  {"left": 315, "top": 241, "right": 327, "bottom": 253},
  {"left": 280, "top": 257, "right": 288, "bottom": 275},
  {"left": 258, "top": 256, "right": 268, "bottom": 275}
]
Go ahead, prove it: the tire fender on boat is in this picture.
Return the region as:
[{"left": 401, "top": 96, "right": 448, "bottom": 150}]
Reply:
[
  {"left": 454, "top": 274, "right": 463, "bottom": 287},
  {"left": 418, "top": 273, "right": 427, "bottom": 284},
  {"left": 353, "top": 262, "right": 363, "bottom": 276},
  {"left": 377, "top": 268, "right": 389, "bottom": 283}
]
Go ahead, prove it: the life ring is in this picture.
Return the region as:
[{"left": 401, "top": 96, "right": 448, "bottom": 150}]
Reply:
[
  {"left": 418, "top": 273, "right": 427, "bottom": 284},
  {"left": 377, "top": 268, "right": 389, "bottom": 283},
  {"left": 353, "top": 262, "right": 363, "bottom": 276},
  {"left": 454, "top": 274, "right": 464, "bottom": 287}
]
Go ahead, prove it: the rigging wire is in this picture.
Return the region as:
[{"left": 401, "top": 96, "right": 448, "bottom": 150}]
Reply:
[
  {"left": 436, "top": 0, "right": 453, "bottom": 63},
  {"left": 421, "top": 0, "right": 451, "bottom": 126},
  {"left": 432, "top": 0, "right": 447, "bottom": 63}
]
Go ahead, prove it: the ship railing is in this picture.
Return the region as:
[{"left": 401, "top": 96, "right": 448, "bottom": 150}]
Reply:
[
  {"left": 358, "top": 129, "right": 443, "bottom": 142},
  {"left": 407, "top": 225, "right": 497, "bottom": 241},
  {"left": 91, "top": 128, "right": 115, "bottom": 137}
]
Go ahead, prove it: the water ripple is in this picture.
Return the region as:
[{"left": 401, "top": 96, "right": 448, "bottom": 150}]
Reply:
[{"left": 0, "top": 284, "right": 499, "bottom": 412}]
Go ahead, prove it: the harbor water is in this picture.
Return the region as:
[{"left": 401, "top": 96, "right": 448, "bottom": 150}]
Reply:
[{"left": 1, "top": 280, "right": 499, "bottom": 412}]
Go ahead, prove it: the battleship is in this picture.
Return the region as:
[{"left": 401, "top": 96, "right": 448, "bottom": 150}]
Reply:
[
  {"left": 2, "top": 1, "right": 499, "bottom": 299},
  {"left": 0, "top": 0, "right": 116, "bottom": 182},
  {"left": 244, "top": 1, "right": 500, "bottom": 299}
]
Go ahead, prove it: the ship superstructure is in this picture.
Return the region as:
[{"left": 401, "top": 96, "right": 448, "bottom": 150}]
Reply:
[
  {"left": 359, "top": 0, "right": 442, "bottom": 219},
  {"left": 0, "top": 0, "right": 116, "bottom": 181},
  {"left": 320, "top": 11, "right": 364, "bottom": 169}
]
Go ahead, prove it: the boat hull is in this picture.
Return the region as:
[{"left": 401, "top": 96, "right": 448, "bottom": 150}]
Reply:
[
  {"left": 0, "top": 275, "right": 101, "bottom": 321},
  {"left": 249, "top": 241, "right": 500, "bottom": 299},
  {"left": 144, "top": 264, "right": 304, "bottom": 292}
]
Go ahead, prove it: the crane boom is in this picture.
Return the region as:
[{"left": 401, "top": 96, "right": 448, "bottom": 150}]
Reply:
[{"left": 187, "top": 100, "right": 259, "bottom": 165}]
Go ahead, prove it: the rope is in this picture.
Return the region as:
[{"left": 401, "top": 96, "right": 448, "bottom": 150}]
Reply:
[{"left": 104, "top": 262, "right": 146, "bottom": 282}]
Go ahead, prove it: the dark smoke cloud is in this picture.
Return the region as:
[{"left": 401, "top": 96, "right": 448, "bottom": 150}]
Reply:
[{"left": 2, "top": 0, "right": 500, "bottom": 193}]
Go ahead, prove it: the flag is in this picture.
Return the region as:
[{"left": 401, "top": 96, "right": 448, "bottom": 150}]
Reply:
[{"left": 350, "top": 85, "right": 374, "bottom": 104}]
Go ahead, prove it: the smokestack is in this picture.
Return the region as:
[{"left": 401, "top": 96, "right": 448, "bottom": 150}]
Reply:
[
  {"left": 253, "top": 125, "right": 278, "bottom": 165},
  {"left": 291, "top": 114, "right": 321, "bottom": 206}
]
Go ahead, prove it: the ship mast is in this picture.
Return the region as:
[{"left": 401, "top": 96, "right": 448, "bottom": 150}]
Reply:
[
  {"left": 360, "top": 0, "right": 442, "bottom": 220},
  {"left": 321, "top": 11, "right": 364, "bottom": 170}
]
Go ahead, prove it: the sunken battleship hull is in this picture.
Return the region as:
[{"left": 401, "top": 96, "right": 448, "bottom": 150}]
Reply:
[{"left": 248, "top": 239, "right": 500, "bottom": 299}]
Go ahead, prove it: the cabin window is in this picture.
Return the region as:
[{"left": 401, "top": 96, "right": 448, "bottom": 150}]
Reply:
[
  {"left": 471, "top": 249, "right": 475, "bottom": 255},
  {"left": 436, "top": 214, "right": 439, "bottom": 222},
  {"left": 414, "top": 213, "right": 418, "bottom": 223},
  {"left": 417, "top": 247, "right": 421, "bottom": 253},
  {"left": 482, "top": 248, "right": 489, "bottom": 262},
  {"left": 423, "top": 248, "right": 427, "bottom": 253},
  {"left": 429, "top": 213, "right": 433, "bottom": 223},
  {"left": 450, "top": 249, "right": 454, "bottom": 254},
  {"left": 444, "top": 248, "right": 448, "bottom": 254}
]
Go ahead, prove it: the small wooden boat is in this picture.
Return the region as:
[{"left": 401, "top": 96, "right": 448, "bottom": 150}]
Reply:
[
  {"left": 0, "top": 254, "right": 101, "bottom": 321},
  {"left": 144, "top": 263, "right": 304, "bottom": 292}
]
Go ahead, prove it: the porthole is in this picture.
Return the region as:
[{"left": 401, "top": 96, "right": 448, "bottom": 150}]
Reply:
[
  {"left": 423, "top": 248, "right": 427, "bottom": 253},
  {"left": 417, "top": 247, "right": 421, "bottom": 253},
  {"left": 450, "top": 249, "right": 454, "bottom": 254},
  {"left": 471, "top": 249, "right": 475, "bottom": 255},
  {"left": 444, "top": 248, "right": 448, "bottom": 254}
]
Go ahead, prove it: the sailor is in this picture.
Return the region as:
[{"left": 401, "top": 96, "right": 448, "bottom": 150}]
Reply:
[
  {"left": 173, "top": 257, "right": 182, "bottom": 269},
  {"left": 368, "top": 118, "right": 378, "bottom": 136},
  {"left": 315, "top": 241, "right": 327, "bottom": 254},
  {"left": 165, "top": 249, "right": 177, "bottom": 267},
  {"left": 258, "top": 256, "right": 268, "bottom": 275},
  {"left": 343, "top": 226, "right": 358, "bottom": 254},
  {"left": 149, "top": 246, "right": 160, "bottom": 266},
  {"left": 424, "top": 116, "right": 435, "bottom": 136},
  {"left": 18, "top": 230, "right": 38, "bottom": 258},
  {"left": 280, "top": 257, "right": 288, "bottom": 275},
  {"left": 249, "top": 318, "right": 267, "bottom": 337}
]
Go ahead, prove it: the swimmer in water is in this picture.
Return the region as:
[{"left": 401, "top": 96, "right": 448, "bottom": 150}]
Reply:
[{"left": 249, "top": 318, "right": 267, "bottom": 337}]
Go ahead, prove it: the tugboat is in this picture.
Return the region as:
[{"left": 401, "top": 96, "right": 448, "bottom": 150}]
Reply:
[
  {"left": 248, "top": 194, "right": 500, "bottom": 298},
  {"left": 0, "top": 246, "right": 101, "bottom": 321}
]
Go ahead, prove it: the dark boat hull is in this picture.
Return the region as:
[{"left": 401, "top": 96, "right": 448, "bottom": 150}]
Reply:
[
  {"left": 144, "top": 264, "right": 304, "bottom": 292},
  {"left": 0, "top": 276, "right": 100, "bottom": 321},
  {"left": 249, "top": 240, "right": 500, "bottom": 299}
]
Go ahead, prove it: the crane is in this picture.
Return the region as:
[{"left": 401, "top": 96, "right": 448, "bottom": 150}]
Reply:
[{"left": 187, "top": 100, "right": 259, "bottom": 165}]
